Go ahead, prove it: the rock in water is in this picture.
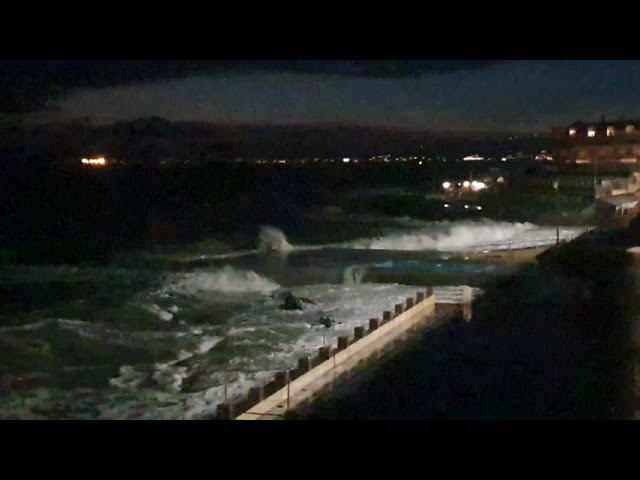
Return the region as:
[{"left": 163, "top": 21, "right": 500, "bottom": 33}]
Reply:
[
  {"left": 282, "top": 292, "right": 304, "bottom": 310},
  {"left": 318, "top": 316, "right": 334, "bottom": 328}
]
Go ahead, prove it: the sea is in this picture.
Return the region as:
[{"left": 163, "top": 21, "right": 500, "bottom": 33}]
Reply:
[{"left": 0, "top": 161, "right": 589, "bottom": 419}]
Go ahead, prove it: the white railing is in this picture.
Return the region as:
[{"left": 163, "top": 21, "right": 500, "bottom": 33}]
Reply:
[{"left": 432, "top": 285, "right": 482, "bottom": 304}]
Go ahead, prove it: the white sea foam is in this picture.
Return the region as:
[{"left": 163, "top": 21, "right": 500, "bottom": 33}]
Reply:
[
  {"left": 347, "top": 220, "right": 585, "bottom": 252},
  {"left": 1, "top": 281, "right": 475, "bottom": 420},
  {"left": 168, "top": 265, "right": 280, "bottom": 295},
  {"left": 109, "top": 365, "right": 146, "bottom": 390},
  {"left": 141, "top": 304, "right": 174, "bottom": 322},
  {"left": 2, "top": 217, "right": 568, "bottom": 420},
  {"left": 152, "top": 363, "right": 190, "bottom": 392},
  {"left": 198, "top": 336, "right": 224, "bottom": 354},
  {"left": 257, "top": 225, "right": 293, "bottom": 253}
]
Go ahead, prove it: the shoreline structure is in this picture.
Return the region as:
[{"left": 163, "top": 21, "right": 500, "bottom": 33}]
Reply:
[
  {"left": 217, "top": 243, "right": 560, "bottom": 420},
  {"left": 216, "top": 286, "right": 472, "bottom": 420}
]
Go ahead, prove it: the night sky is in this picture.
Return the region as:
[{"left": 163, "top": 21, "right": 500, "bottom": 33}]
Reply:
[{"left": 3, "top": 60, "right": 640, "bottom": 132}]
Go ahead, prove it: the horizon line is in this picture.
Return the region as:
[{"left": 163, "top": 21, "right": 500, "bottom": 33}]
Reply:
[{"left": 22, "top": 117, "right": 550, "bottom": 136}]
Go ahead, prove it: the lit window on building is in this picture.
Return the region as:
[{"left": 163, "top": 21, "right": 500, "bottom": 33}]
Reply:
[
  {"left": 626, "top": 124, "right": 635, "bottom": 133},
  {"left": 587, "top": 127, "right": 596, "bottom": 138},
  {"left": 607, "top": 126, "right": 615, "bottom": 137},
  {"left": 569, "top": 128, "right": 577, "bottom": 136}
]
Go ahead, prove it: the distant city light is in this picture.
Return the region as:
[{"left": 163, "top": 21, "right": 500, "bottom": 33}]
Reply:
[
  {"left": 470, "top": 180, "right": 487, "bottom": 191},
  {"left": 587, "top": 127, "right": 596, "bottom": 138},
  {"left": 463, "top": 180, "right": 470, "bottom": 188},
  {"left": 343, "top": 157, "right": 350, "bottom": 163},
  {"left": 569, "top": 128, "right": 577, "bottom": 136},
  {"left": 444, "top": 203, "right": 450, "bottom": 208},
  {"left": 442, "top": 181, "right": 451, "bottom": 189},
  {"left": 418, "top": 160, "right": 423, "bottom": 165},
  {"left": 81, "top": 157, "right": 107, "bottom": 166}
]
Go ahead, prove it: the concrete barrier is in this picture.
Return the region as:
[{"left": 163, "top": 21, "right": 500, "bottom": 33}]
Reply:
[
  {"left": 216, "top": 402, "right": 234, "bottom": 420},
  {"left": 248, "top": 386, "right": 264, "bottom": 404},
  {"left": 318, "top": 346, "right": 331, "bottom": 362},
  {"left": 298, "top": 357, "right": 311, "bottom": 374},
  {"left": 369, "top": 318, "right": 380, "bottom": 331},
  {"left": 235, "top": 289, "right": 439, "bottom": 420}
]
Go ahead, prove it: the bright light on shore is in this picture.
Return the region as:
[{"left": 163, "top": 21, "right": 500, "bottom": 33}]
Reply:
[
  {"left": 81, "top": 157, "right": 107, "bottom": 166},
  {"left": 343, "top": 157, "right": 350, "bottom": 163},
  {"left": 442, "top": 181, "right": 451, "bottom": 189},
  {"left": 470, "top": 180, "right": 487, "bottom": 191}
]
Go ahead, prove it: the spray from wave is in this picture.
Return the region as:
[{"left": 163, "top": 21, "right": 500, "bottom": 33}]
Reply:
[
  {"left": 257, "top": 225, "right": 293, "bottom": 254},
  {"left": 346, "top": 220, "right": 580, "bottom": 252},
  {"left": 169, "top": 266, "right": 281, "bottom": 295},
  {"left": 342, "top": 265, "right": 369, "bottom": 285}
]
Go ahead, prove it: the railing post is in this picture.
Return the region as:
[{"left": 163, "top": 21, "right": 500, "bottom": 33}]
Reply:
[
  {"left": 297, "top": 356, "right": 310, "bottom": 374},
  {"left": 369, "top": 318, "right": 379, "bottom": 332},
  {"left": 461, "top": 286, "right": 473, "bottom": 305},
  {"left": 216, "top": 402, "right": 235, "bottom": 420},
  {"left": 318, "top": 346, "right": 331, "bottom": 362}
]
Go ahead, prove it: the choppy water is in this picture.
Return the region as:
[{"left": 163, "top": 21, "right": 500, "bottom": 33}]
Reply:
[{"left": 0, "top": 218, "right": 587, "bottom": 419}]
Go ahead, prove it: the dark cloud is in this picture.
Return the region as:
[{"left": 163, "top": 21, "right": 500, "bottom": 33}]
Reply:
[{"left": 0, "top": 60, "right": 507, "bottom": 114}]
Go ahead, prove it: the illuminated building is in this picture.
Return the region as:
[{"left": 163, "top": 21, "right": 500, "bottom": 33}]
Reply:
[{"left": 552, "top": 116, "right": 640, "bottom": 165}]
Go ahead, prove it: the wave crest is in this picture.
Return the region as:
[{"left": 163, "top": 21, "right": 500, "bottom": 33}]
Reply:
[
  {"left": 257, "top": 225, "right": 293, "bottom": 254},
  {"left": 170, "top": 266, "right": 280, "bottom": 294},
  {"left": 347, "top": 220, "right": 557, "bottom": 252}
]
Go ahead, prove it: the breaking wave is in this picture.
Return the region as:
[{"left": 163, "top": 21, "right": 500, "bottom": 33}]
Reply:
[
  {"left": 346, "top": 220, "right": 582, "bottom": 252},
  {"left": 342, "top": 265, "right": 369, "bottom": 285},
  {"left": 168, "top": 266, "right": 281, "bottom": 295},
  {"left": 257, "top": 225, "right": 293, "bottom": 254}
]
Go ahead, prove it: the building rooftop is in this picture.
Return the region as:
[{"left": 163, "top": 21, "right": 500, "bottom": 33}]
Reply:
[
  {"left": 568, "top": 118, "right": 640, "bottom": 129},
  {"left": 598, "top": 193, "right": 640, "bottom": 207}
]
